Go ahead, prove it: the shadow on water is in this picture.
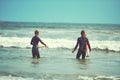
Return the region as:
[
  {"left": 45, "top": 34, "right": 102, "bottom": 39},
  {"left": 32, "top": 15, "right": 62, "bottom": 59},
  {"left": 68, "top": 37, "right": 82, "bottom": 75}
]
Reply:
[
  {"left": 31, "top": 58, "right": 40, "bottom": 64},
  {"left": 75, "top": 58, "right": 91, "bottom": 70},
  {"left": 77, "top": 59, "right": 91, "bottom": 65}
]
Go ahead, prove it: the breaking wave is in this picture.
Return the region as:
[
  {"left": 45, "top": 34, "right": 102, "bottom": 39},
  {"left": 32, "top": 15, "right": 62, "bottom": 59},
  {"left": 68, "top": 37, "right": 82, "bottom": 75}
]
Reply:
[{"left": 0, "top": 37, "right": 120, "bottom": 52}]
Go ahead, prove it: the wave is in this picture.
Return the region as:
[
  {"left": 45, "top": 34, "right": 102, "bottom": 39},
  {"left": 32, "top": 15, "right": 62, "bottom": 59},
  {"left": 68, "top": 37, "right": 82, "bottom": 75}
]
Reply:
[
  {"left": 78, "top": 75, "right": 120, "bottom": 80},
  {"left": 1, "top": 21, "right": 120, "bottom": 29},
  {"left": 0, "top": 75, "right": 119, "bottom": 80},
  {"left": 0, "top": 37, "right": 120, "bottom": 52}
]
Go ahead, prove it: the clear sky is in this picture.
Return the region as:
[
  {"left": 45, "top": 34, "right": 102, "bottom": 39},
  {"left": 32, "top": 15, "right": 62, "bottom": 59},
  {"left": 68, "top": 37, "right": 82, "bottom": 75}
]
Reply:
[{"left": 0, "top": 0, "right": 120, "bottom": 24}]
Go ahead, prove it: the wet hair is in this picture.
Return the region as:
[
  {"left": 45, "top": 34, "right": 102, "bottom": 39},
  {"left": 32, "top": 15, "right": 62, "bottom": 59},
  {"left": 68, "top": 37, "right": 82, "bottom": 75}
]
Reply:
[
  {"left": 81, "top": 30, "right": 85, "bottom": 35},
  {"left": 35, "top": 30, "right": 39, "bottom": 34}
]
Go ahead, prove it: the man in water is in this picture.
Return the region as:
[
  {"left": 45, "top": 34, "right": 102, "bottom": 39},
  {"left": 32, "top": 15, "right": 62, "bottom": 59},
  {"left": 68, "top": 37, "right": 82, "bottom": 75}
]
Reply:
[
  {"left": 72, "top": 30, "right": 91, "bottom": 59},
  {"left": 31, "top": 30, "right": 47, "bottom": 59}
]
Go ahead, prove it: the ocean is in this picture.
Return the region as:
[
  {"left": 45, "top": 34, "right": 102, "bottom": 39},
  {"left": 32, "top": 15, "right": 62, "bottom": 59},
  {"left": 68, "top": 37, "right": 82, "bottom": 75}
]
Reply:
[{"left": 0, "top": 22, "right": 120, "bottom": 80}]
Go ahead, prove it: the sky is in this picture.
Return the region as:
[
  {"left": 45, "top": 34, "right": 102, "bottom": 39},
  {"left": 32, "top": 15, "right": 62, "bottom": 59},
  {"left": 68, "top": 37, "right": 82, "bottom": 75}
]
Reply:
[{"left": 0, "top": 0, "right": 120, "bottom": 24}]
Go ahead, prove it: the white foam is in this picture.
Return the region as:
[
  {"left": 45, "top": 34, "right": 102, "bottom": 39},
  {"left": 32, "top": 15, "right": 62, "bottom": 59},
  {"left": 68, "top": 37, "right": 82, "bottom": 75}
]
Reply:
[
  {"left": 78, "top": 75, "right": 93, "bottom": 80},
  {"left": 0, "top": 75, "right": 119, "bottom": 80},
  {"left": 44, "top": 38, "right": 75, "bottom": 49},
  {"left": 91, "top": 40, "right": 120, "bottom": 51},
  {"left": 0, "top": 36, "right": 30, "bottom": 48},
  {"left": 0, "top": 36, "right": 120, "bottom": 51},
  {"left": 0, "top": 75, "right": 34, "bottom": 80},
  {"left": 94, "top": 76, "right": 120, "bottom": 80},
  {"left": 78, "top": 75, "right": 120, "bottom": 80}
]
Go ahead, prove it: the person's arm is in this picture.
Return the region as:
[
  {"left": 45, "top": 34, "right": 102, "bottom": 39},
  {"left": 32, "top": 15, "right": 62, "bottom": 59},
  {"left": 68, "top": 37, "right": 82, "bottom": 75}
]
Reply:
[
  {"left": 39, "top": 38, "right": 46, "bottom": 46},
  {"left": 72, "top": 38, "right": 79, "bottom": 53},
  {"left": 87, "top": 39, "right": 91, "bottom": 51}
]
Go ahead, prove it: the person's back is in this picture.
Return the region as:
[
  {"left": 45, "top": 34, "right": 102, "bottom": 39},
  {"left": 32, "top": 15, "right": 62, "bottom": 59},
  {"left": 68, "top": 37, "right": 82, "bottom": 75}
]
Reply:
[
  {"left": 31, "top": 36, "right": 40, "bottom": 46},
  {"left": 31, "top": 36, "right": 45, "bottom": 46},
  {"left": 31, "top": 30, "right": 47, "bottom": 59}
]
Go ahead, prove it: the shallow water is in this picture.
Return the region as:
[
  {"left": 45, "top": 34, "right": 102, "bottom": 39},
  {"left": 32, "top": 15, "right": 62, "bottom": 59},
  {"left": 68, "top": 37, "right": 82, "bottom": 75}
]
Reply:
[{"left": 0, "top": 48, "right": 120, "bottom": 80}]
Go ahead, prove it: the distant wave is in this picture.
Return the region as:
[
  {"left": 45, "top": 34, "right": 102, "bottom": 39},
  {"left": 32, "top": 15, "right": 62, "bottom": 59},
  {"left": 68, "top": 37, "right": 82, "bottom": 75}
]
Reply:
[
  {"left": 0, "top": 37, "right": 120, "bottom": 52},
  {"left": 0, "top": 75, "right": 119, "bottom": 80},
  {"left": 0, "top": 21, "right": 120, "bottom": 29}
]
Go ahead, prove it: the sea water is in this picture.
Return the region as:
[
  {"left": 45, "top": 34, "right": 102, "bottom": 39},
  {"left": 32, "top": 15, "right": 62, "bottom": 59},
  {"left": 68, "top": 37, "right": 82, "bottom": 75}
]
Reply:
[{"left": 0, "top": 22, "right": 120, "bottom": 80}]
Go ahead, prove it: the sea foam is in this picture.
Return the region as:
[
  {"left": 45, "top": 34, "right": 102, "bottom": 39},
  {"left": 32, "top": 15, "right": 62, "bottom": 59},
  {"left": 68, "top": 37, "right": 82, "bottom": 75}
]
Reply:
[
  {"left": 0, "top": 37, "right": 120, "bottom": 52},
  {"left": 0, "top": 75, "right": 119, "bottom": 80}
]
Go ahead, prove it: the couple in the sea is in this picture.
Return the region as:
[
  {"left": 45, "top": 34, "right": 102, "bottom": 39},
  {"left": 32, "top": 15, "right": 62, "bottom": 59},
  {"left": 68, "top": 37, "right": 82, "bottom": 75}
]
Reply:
[{"left": 30, "top": 30, "right": 91, "bottom": 60}]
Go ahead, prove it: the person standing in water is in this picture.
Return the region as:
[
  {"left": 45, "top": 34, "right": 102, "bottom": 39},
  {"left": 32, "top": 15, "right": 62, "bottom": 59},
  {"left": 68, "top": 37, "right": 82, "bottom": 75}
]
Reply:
[
  {"left": 72, "top": 30, "right": 91, "bottom": 59},
  {"left": 31, "top": 30, "right": 47, "bottom": 59}
]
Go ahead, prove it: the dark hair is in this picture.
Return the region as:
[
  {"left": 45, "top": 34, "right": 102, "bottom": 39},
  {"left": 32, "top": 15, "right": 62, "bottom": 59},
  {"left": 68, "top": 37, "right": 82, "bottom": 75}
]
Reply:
[
  {"left": 81, "top": 30, "right": 85, "bottom": 35},
  {"left": 35, "top": 30, "right": 39, "bottom": 34}
]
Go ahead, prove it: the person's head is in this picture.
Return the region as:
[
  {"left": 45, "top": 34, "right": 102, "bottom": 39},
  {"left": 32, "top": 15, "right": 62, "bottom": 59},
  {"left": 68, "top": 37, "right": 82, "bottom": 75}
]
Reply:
[
  {"left": 81, "top": 30, "right": 86, "bottom": 38},
  {"left": 35, "top": 30, "right": 39, "bottom": 36}
]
